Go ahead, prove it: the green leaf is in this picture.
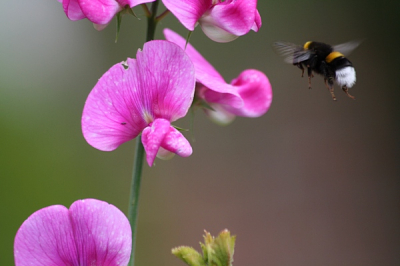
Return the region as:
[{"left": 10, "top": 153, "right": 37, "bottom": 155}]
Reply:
[{"left": 172, "top": 246, "right": 207, "bottom": 266}]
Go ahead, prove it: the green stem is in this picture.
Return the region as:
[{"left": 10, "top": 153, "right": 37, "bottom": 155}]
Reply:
[{"left": 127, "top": 2, "right": 160, "bottom": 266}]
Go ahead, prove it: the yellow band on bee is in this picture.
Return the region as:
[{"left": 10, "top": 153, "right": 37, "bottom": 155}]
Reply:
[
  {"left": 326, "top": 51, "right": 344, "bottom": 63},
  {"left": 303, "top": 41, "right": 312, "bottom": 49}
]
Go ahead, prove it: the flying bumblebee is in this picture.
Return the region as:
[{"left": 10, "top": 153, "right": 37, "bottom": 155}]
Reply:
[{"left": 273, "top": 40, "right": 361, "bottom": 100}]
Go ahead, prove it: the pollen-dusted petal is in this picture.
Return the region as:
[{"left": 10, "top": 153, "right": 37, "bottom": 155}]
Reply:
[
  {"left": 69, "top": 199, "right": 132, "bottom": 266},
  {"left": 14, "top": 205, "right": 79, "bottom": 266},
  {"left": 163, "top": 29, "right": 243, "bottom": 108},
  {"left": 142, "top": 118, "right": 171, "bottom": 166},
  {"left": 162, "top": 0, "right": 212, "bottom": 31},
  {"left": 135, "top": 40, "right": 196, "bottom": 122},
  {"left": 199, "top": 0, "right": 258, "bottom": 41},
  {"left": 226, "top": 69, "right": 273, "bottom": 117},
  {"left": 161, "top": 126, "right": 192, "bottom": 158},
  {"left": 82, "top": 58, "right": 148, "bottom": 151},
  {"left": 62, "top": 0, "right": 86, "bottom": 21},
  {"left": 78, "top": 0, "right": 121, "bottom": 25}
]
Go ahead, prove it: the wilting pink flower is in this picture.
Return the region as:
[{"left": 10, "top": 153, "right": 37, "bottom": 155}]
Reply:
[
  {"left": 82, "top": 40, "right": 195, "bottom": 166},
  {"left": 164, "top": 29, "right": 272, "bottom": 125},
  {"left": 162, "top": 0, "right": 261, "bottom": 42},
  {"left": 14, "top": 199, "right": 131, "bottom": 266},
  {"left": 56, "top": 0, "right": 155, "bottom": 30}
]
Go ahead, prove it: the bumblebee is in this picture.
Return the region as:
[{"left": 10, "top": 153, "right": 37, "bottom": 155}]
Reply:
[{"left": 274, "top": 40, "right": 361, "bottom": 100}]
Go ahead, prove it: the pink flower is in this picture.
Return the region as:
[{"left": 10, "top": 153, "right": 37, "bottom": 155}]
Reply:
[
  {"left": 57, "top": 0, "right": 155, "bottom": 30},
  {"left": 164, "top": 29, "right": 272, "bottom": 125},
  {"left": 162, "top": 0, "right": 261, "bottom": 42},
  {"left": 82, "top": 40, "right": 195, "bottom": 166},
  {"left": 14, "top": 199, "right": 131, "bottom": 266}
]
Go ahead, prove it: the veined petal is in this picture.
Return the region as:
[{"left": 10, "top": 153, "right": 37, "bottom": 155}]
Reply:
[
  {"left": 62, "top": 0, "right": 86, "bottom": 21},
  {"left": 69, "top": 199, "right": 131, "bottom": 266},
  {"left": 163, "top": 29, "right": 243, "bottom": 108},
  {"left": 82, "top": 58, "right": 147, "bottom": 151},
  {"left": 225, "top": 69, "right": 273, "bottom": 117},
  {"left": 14, "top": 205, "right": 79, "bottom": 266},
  {"left": 199, "top": 0, "right": 258, "bottom": 41},
  {"left": 163, "top": 0, "right": 212, "bottom": 31},
  {"left": 78, "top": 0, "right": 122, "bottom": 25},
  {"left": 14, "top": 199, "right": 131, "bottom": 266},
  {"left": 135, "top": 40, "right": 196, "bottom": 122},
  {"left": 142, "top": 118, "right": 171, "bottom": 166}
]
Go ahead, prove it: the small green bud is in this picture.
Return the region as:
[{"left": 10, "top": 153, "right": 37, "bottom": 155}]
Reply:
[{"left": 172, "top": 230, "right": 236, "bottom": 266}]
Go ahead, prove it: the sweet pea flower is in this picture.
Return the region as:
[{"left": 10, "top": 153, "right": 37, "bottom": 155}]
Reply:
[
  {"left": 164, "top": 28, "right": 272, "bottom": 125},
  {"left": 162, "top": 0, "right": 261, "bottom": 42},
  {"left": 82, "top": 40, "right": 195, "bottom": 166},
  {"left": 56, "top": 0, "right": 155, "bottom": 30},
  {"left": 14, "top": 199, "right": 131, "bottom": 266}
]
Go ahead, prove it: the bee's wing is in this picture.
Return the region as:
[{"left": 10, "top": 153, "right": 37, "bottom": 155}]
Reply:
[
  {"left": 273, "top": 41, "right": 313, "bottom": 64},
  {"left": 333, "top": 40, "right": 362, "bottom": 56}
]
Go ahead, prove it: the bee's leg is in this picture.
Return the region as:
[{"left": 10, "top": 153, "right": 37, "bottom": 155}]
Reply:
[
  {"left": 297, "top": 63, "right": 305, "bottom": 77},
  {"left": 307, "top": 67, "right": 313, "bottom": 89},
  {"left": 324, "top": 78, "right": 337, "bottom": 101},
  {"left": 342, "top": 86, "right": 355, "bottom": 99}
]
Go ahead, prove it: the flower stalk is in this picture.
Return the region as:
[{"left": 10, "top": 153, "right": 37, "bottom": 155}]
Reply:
[{"left": 128, "top": 2, "right": 161, "bottom": 266}]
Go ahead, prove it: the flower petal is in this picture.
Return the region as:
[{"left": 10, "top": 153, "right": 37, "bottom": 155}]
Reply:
[
  {"left": 199, "top": 0, "right": 258, "bottom": 42},
  {"left": 78, "top": 0, "right": 122, "bottom": 25},
  {"left": 225, "top": 69, "right": 273, "bottom": 117},
  {"left": 251, "top": 10, "right": 262, "bottom": 32},
  {"left": 162, "top": 0, "right": 212, "bottom": 31},
  {"left": 142, "top": 118, "right": 171, "bottom": 166},
  {"left": 160, "top": 126, "right": 192, "bottom": 158},
  {"left": 14, "top": 205, "right": 79, "bottom": 266},
  {"left": 82, "top": 58, "right": 147, "bottom": 151},
  {"left": 118, "top": 0, "right": 156, "bottom": 7},
  {"left": 62, "top": 0, "right": 86, "bottom": 21},
  {"left": 163, "top": 29, "right": 243, "bottom": 108},
  {"left": 68, "top": 199, "right": 131, "bottom": 266},
  {"left": 135, "top": 40, "right": 196, "bottom": 122}
]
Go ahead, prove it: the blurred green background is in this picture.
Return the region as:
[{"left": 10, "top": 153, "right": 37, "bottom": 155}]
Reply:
[{"left": 1, "top": 1, "right": 399, "bottom": 265}]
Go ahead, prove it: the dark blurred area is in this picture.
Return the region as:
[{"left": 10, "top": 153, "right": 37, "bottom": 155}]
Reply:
[{"left": 0, "top": 1, "right": 399, "bottom": 265}]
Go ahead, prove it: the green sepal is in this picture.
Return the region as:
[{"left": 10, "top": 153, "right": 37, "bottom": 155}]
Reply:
[
  {"left": 185, "top": 30, "right": 193, "bottom": 50},
  {"left": 172, "top": 246, "right": 207, "bottom": 266},
  {"left": 115, "top": 12, "right": 122, "bottom": 43},
  {"left": 172, "top": 125, "right": 189, "bottom": 132}
]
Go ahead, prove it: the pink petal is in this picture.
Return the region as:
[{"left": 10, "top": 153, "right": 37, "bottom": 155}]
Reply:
[
  {"left": 160, "top": 126, "right": 192, "bottom": 158},
  {"left": 14, "top": 205, "right": 79, "bottom": 266},
  {"left": 135, "top": 40, "right": 196, "bottom": 122},
  {"left": 118, "top": 0, "right": 156, "bottom": 7},
  {"left": 199, "top": 0, "right": 258, "bottom": 42},
  {"left": 14, "top": 199, "right": 131, "bottom": 266},
  {"left": 62, "top": 0, "right": 86, "bottom": 21},
  {"left": 69, "top": 199, "right": 131, "bottom": 266},
  {"left": 142, "top": 118, "right": 171, "bottom": 166},
  {"left": 225, "top": 69, "right": 273, "bottom": 117},
  {"left": 78, "top": 0, "right": 122, "bottom": 25},
  {"left": 163, "top": 29, "right": 243, "bottom": 108},
  {"left": 163, "top": 0, "right": 212, "bottom": 31},
  {"left": 251, "top": 10, "right": 262, "bottom": 32},
  {"left": 82, "top": 58, "right": 147, "bottom": 151}
]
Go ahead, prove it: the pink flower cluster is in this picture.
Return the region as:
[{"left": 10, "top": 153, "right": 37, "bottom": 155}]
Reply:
[{"left": 57, "top": 0, "right": 261, "bottom": 42}]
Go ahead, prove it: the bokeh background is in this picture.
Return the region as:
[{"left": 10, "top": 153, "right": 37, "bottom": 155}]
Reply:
[{"left": 1, "top": 1, "right": 399, "bottom": 265}]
